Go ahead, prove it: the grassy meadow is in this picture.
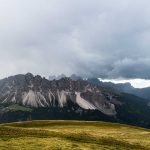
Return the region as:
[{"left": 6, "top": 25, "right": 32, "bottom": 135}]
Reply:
[{"left": 0, "top": 120, "right": 150, "bottom": 150}]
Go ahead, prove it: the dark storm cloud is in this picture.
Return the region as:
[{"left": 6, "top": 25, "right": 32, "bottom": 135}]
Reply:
[{"left": 0, "top": 0, "right": 150, "bottom": 79}]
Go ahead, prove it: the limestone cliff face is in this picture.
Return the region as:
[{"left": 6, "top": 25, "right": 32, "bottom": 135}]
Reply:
[{"left": 0, "top": 73, "right": 117, "bottom": 116}]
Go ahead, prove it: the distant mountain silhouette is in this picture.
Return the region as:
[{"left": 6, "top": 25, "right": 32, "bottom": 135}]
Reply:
[{"left": 87, "top": 78, "right": 150, "bottom": 101}]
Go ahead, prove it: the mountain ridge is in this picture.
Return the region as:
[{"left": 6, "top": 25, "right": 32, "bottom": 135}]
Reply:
[
  {"left": 87, "top": 78, "right": 150, "bottom": 100},
  {"left": 0, "top": 73, "right": 116, "bottom": 115},
  {"left": 0, "top": 73, "right": 150, "bottom": 128}
]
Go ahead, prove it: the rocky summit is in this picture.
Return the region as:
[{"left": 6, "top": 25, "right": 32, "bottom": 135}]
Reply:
[{"left": 0, "top": 73, "right": 116, "bottom": 116}]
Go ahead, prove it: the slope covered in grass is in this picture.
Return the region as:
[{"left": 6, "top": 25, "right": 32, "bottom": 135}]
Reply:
[{"left": 0, "top": 120, "right": 150, "bottom": 150}]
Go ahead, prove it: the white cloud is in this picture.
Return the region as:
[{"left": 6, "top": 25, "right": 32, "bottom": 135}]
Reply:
[
  {"left": 99, "top": 78, "right": 150, "bottom": 88},
  {"left": 0, "top": 0, "right": 150, "bottom": 80}
]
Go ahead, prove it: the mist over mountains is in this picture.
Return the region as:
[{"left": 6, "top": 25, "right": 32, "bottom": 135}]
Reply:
[{"left": 49, "top": 74, "right": 82, "bottom": 81}]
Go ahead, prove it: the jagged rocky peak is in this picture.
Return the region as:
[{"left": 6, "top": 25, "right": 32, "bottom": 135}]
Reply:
[
  {"left": 25, "top": 72, "right": 34, "bottom": 78},
  {"left": 1, "top": 73, "right": 49, "bottom": 90},
  {"left": 0, "top": 73, "right": 118, "bottom": 116}
]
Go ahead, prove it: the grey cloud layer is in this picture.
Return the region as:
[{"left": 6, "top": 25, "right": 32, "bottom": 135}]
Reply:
[{"left": 0, "top": 0, "right": 150, "bottom": 79}]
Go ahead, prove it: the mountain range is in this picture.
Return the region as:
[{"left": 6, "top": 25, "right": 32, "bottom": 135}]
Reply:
[
  {"left": 87, "top": 78, "right": 150, "bottom": 101},
  {"left": 0, "top": 73, "right": 150, "bottom": 128}
]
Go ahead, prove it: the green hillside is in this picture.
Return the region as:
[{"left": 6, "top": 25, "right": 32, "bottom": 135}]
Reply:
[{"left": 0, "top": 121, "right": 150, "bottom": 150}]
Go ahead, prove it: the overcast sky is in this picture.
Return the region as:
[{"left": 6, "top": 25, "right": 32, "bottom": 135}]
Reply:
[{"left": 0, "top": 0, "right": 150, "bottom": 85}]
